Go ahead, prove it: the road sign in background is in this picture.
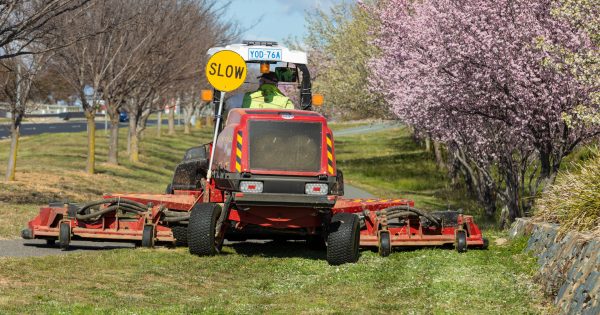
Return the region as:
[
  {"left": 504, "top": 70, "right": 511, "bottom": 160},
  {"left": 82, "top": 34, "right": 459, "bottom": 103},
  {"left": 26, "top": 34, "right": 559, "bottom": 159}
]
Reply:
[{"left": 205, "top": 50, "right": 247, "bottom": 92}]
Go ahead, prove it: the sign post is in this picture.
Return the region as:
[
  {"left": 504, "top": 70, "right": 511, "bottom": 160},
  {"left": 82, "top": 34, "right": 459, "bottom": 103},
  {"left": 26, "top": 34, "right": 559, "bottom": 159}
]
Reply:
[{"left": 205, "top": 50, "right": 247, "bottom": 183}]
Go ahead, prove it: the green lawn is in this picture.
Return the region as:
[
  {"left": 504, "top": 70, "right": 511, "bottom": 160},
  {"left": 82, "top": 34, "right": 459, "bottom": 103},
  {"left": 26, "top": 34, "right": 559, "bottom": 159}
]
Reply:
[
  {"left": 0, "top": 123, "right": 552, "bottom": 313},
  {"left": 0, "top": 237, "right": 549, "bottom": 314}
]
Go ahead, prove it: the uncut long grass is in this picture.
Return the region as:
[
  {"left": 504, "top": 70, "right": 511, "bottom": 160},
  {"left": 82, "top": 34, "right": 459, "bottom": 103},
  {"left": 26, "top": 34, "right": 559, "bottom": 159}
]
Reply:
[{"left": 535, "top": 152, "right": 600, "bottom": 235}]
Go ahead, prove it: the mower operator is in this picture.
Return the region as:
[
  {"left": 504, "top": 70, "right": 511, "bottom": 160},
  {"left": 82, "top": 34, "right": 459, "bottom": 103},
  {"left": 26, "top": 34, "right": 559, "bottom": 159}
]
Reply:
[{"left": 242, "top": 72, "right": 294, "bottom": 109}]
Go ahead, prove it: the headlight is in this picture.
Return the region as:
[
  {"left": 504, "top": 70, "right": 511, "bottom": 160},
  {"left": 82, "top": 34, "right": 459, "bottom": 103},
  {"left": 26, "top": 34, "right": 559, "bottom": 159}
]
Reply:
[
  {"left": 240, "top": 181, "right": 263, "bottom": 193},
  {"left": 305, "top": 183, "right": 328, "bottom": 195}
]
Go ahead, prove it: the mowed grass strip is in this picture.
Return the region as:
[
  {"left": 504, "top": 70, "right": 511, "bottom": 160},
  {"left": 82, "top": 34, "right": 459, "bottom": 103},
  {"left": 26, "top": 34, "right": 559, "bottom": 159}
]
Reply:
[
  {"left": 0, "top": 238, "right": 549, "bottom": 314},
  {"left": 0, "top": 123, "right": 552, "bottom": 313},
  {"left": 0, "top": 126, "right": 213, "bottom": 238}
]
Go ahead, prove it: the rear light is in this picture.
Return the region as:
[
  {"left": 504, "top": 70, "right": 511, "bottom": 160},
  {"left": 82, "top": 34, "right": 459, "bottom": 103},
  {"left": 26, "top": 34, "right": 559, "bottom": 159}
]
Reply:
[
  {"left": 305, "top": 183, "right": 328, "bottom": 195},
  {"left": 240, "top": 181, "right": 263, "bottom": 193}
]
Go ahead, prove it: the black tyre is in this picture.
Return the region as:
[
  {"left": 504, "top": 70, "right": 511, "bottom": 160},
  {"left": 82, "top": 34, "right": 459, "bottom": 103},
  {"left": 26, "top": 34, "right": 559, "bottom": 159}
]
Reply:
[
  {"left": 142, "top": 225, "right": 155, "bottom": 248},
  {"left": 172, "top": 225, "right": 188, "bottom": 246},
  {"left": 59, "top": 222, "right": 71, "bottom": 251},
  {"left": 188, "top": 203, "right": 222, "bottom": 256},
  {"left": 165, "top": 184, "right": 174, "bottom": 194},
  {"left": 456, "top": 230, "right": 467, "bottom": 253},
  {"left": 378, "top": 231, "right": 391, "bottom": 257},
  {"left": 482, "top": 237, "right": 489, "bottom": 250},
  {"left": 326, "top": 213, "right": 360, "bottom": 265}
]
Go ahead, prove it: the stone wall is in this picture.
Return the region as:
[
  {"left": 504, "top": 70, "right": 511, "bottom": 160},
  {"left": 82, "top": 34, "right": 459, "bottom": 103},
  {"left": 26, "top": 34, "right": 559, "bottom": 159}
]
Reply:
[{"left": 509, "top": 218, "right": 599, "bottom": 315}]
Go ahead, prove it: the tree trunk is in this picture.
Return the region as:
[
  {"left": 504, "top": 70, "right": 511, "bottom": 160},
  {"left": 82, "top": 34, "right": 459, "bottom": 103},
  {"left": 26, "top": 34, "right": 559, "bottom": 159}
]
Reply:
[
  {"left": 481, "top": 183, "right": 497, "bottom": 218},
  {"left": 108, "top": 116, "right": 120, "bottom": 165},
  {"left": 504, "top": 173, "right": 522, "bottom": 221},
  {"left": 157, "top": 111, "right": 162, "bottom": 137},
  {"left": 130, "top": 131, "right": 140, "bottom": 163},
  {"left": 168, "top": 107, "right": 175, "bottom": 135},
  {"left": 433, "top": 141, "right": 446, "bottom": 169},
  {"left": 129, "top": 116, "right": 139, "bottom": 163},
  {"left": 184, "top": 110, "right": 191, "bottom": 134},
  {"left": 85, "top": 112, "right": 96, "bottom": 174},
  {"left": 425, "top": 137, "right": 431, "bottom": 152},
  {"left": 127, "top": 117, "right": 134, "bottom": 155},
  {"left": 5, "top": 124, "right": 20, "bottom": 181}
]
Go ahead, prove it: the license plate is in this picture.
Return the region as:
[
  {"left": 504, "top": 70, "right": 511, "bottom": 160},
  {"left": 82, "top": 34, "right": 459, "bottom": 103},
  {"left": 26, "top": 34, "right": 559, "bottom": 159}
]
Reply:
[{"left": 248, "top": 48, "right": 282, "bottom": 61}]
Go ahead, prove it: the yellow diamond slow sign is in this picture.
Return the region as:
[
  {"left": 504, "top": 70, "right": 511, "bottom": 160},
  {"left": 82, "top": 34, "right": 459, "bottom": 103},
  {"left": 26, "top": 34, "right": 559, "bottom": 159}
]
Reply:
[{"left": 205, "top": 50, "right": 247, "bottom": 92}]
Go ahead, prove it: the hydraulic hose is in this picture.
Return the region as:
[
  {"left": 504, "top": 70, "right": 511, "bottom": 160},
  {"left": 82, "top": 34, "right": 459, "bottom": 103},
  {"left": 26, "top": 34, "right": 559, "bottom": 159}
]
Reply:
[
  {"left": 75, "top": 197, "right": 192, "bottom": 224},
  {"left": 161, "top": 215, "right": 191, "bottom": 222},
  {"left": 359, "top": 206, "right": 442, "bottom": 229},
  {"left": 76, "top": 198, "right": 149, "bottom": 221},
  {"left": 377, "top": 206, "right": 441, "bottom": 226}
]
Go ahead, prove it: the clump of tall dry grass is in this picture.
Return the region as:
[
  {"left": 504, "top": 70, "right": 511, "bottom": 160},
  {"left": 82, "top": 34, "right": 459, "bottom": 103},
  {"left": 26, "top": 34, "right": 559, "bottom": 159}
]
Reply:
[{"left": 535, "top": 152, "right": 600, "bottom": 235}]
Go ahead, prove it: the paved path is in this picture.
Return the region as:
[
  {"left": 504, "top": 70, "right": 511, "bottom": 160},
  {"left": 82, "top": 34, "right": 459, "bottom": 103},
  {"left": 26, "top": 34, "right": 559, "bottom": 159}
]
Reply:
[
  {"left": 0, "top": 239, "right": 135, "bottom": 257},
  {"left": 0, "top": 119, "right": 181, "bottom": 139},
  {"left": 333, "top": 121, "right": 400, "bottom": 137}
]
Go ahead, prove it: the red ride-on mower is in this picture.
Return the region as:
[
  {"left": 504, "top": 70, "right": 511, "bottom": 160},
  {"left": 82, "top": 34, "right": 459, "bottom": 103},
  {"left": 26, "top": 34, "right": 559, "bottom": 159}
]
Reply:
[{"left": 21, "top": 41, "right": 487, "bottom": 265}]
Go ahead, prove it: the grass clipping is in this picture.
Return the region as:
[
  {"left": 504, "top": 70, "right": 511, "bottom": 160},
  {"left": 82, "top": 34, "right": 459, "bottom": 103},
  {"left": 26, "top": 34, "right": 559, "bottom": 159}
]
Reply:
[{"left": 535, "top": 153, "right": 600, "bottom": 236}]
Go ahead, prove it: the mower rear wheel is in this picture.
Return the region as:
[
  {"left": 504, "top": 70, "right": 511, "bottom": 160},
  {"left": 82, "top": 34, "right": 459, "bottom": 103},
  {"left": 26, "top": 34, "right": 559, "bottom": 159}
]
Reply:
[
  {"left": 141, "top": 225, "right": 155, "bottom": 248},
  {"left": 378, "top": 231, "right": 391, "bottom": 257},
  {"left": 59, "top": 222, "right": 71, "bottom": 251},
  {"left": 188, "top": 203, "right": 222, "bottom": 256},
  {"left": 326, "top": 213, "right": 360, "bottom": 265},
  {"left": 456, "top": 230, "right": 467, "bottom": 253},
  {"left": 172, "top": 225, "right": 188, "bottom": 246}
]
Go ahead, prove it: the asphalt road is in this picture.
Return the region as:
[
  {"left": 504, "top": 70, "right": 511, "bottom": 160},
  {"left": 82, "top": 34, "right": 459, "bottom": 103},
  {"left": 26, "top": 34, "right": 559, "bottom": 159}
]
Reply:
[
  {"left": 0, "top": 119, "right": 180, "bottom": 139},
  {"left": 0, "top": 122, "right": 390, "bottom": 258},
  {"left": 333, "top": 121, "right": 401, "bottom": 137}
]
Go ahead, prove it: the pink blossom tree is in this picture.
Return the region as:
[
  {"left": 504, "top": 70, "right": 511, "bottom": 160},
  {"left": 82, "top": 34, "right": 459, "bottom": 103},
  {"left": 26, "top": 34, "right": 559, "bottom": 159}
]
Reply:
[{"left": 369, "top": 0, "right": 599, "bottom": 220}]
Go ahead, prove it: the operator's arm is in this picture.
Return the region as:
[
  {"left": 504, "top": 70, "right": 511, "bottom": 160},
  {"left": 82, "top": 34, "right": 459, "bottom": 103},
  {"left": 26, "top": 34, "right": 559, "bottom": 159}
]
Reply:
[{"left": 242, "top": 92, "right": 252, "bottom": 108}]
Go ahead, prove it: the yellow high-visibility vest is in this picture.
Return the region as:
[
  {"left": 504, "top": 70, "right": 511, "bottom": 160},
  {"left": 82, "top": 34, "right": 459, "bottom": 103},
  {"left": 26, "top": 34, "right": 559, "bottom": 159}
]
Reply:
[{"left": 242, "top": 84, "right": 294, "bottom": 109}]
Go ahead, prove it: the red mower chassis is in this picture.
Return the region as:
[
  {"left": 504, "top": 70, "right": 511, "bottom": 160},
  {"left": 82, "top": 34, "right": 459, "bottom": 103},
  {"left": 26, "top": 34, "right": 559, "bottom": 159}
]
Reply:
[
  {"left": 21, "top": 109, "right": 487, "bottom": 263},
  {"left": 23, "top": 193, "right": 487, "bottom": 256}
]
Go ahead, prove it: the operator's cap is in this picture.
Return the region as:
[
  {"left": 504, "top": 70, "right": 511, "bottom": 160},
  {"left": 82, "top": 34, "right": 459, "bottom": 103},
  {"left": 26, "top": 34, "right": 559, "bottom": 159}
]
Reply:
[{"left": 257, "top": 72, "right": 278, "bottom": 83}]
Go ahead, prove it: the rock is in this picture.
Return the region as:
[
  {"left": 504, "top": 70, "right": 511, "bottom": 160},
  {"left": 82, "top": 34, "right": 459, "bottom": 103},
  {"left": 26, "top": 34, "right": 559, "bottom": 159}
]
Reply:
[
  {"left": 509, "top": 218, "right": 599, "bottom": 315},
  {"left": 495, "top": 238, "right": 508, "bottom": 246}
]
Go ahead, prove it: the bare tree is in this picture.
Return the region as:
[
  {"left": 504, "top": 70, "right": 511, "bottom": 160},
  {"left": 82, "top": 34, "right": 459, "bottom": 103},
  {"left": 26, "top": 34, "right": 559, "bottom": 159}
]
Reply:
[
  {"left": 0, "top": 52, "right": 51, "bottom": 181},
  {"left": 119, "top": 0, "right": 238, "bottom": 162},
  {"left": 51, "top": 0, "right": 133, "bottom": 172},
  {"left": 0, "top": 0, "right": 91, "bottom": 181},
  {"left": 0, "top": 0, "right": 92, "bottom": 59}
]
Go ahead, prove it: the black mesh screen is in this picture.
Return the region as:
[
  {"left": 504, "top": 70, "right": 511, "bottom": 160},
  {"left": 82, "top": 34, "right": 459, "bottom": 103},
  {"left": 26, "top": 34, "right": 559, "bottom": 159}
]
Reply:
[{"left": 249, "top": 120, "right": 322, "bottom": 172}]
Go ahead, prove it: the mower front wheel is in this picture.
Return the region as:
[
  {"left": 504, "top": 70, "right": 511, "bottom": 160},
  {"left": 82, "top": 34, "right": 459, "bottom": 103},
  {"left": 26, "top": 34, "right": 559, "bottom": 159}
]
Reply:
[
  {"left": 455, "top": 230, "right": 467, "bottom": 253},
  {"left": 326, "top": 213, "right": 360, "bottom": 265},
  {"left": 188, "top": 203, "right": 222, "bottom": 256},
  {"left": 141, "top": 225, "right": 155, "bottom": 248},
  {"left": 59, "top": 222, "right": 71, "bottom": 251},
  {"left": 378, "top": 230, "right": 391, "bottom": 257}
]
